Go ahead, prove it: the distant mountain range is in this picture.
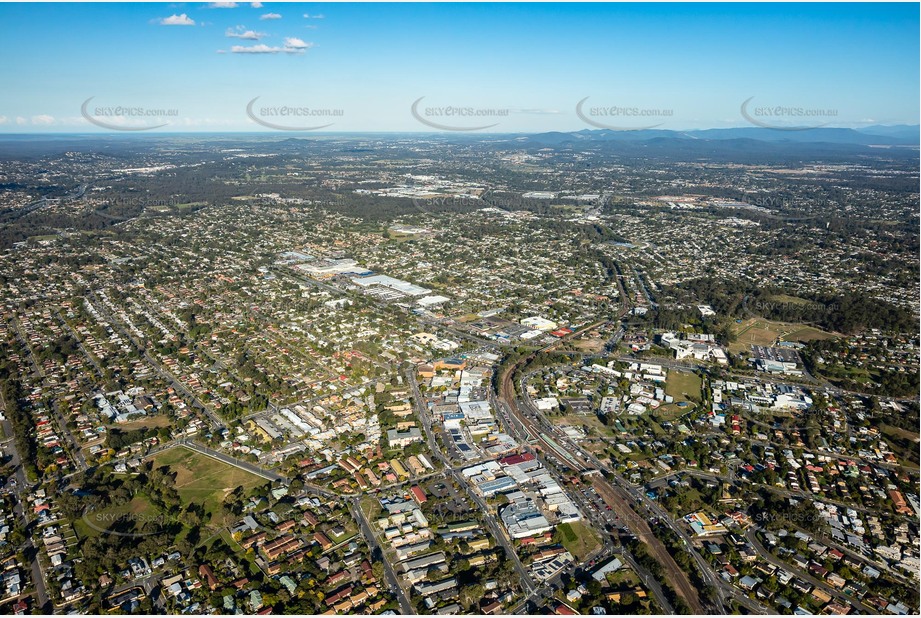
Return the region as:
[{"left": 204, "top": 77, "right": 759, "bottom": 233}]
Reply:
[
  {"left": 0, "top": 126, "right": 917, "bottom": 146},
  {"left": 516, "top": 125, "right": 920, "bottom": 147},
  {"left": 854, "top": 124, "right": 920, "bottom": 141},
  {"left": 0, "top": 127, "right": 916, "bottom": 165}
]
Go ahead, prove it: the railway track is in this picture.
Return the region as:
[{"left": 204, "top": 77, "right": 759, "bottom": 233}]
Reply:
[{"left": 496, "top": 318, "right": 706, "bottom": 614}]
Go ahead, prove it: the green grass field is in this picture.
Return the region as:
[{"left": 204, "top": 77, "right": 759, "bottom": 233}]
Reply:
[
  {"left": 554, "top": 414, "right": 617, "bottom": 437},
  {"left": 607, "top": 567, "right": 640, "bottom": 587},
  {"left": 556, "top": 520, "right": 601, "bottom": 561},
  {"left": 730, "top": 317, "right": 836, "bottom": 354},
  {"left": 768, "top": 294, "right": 812, "bottom": 306},
  {"left": 150, "top": 446, "right": 266, "bottom": 521},
  {"left": 652, "top": 403, "right": 692, "bottom": 421},
  {"left": 665, "top": 370, "right": 702, "bottom": 404},
  {"left": 114, "top": 415, "right": 172, "bottom": 431}
]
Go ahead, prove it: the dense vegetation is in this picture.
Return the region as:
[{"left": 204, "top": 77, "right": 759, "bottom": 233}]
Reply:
[{"left": 663, "top": 277, "right": 916, "bottom": 334}]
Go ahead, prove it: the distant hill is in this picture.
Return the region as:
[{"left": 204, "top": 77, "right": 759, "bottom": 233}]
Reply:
[
  {"left": 518, "top": 126, "right": 920, "bottom": 147},
  {"left": 0, "top": 126, "right": 915, "bottom": 162},
  {"left": 854, "top": 124, "right": 920, "bottom": 141}
]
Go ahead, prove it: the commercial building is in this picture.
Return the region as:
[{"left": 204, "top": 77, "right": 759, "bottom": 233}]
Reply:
[{"left": 387, "top": 427, "right": 423, "bottom": 448}]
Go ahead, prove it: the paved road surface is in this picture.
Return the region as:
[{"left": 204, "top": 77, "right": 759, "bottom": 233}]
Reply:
[
  {"left": 0, "top": 414, "right": 50, "bottom": 612},
  {"left": 349, "top": 497, "right": 414, "bottom": 614}
]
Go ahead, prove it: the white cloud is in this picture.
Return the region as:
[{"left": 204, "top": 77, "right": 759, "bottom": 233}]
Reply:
[
  {"left": 283, "top": 37, "right": 314, "bottom": 50},
  {"left": 158, "top": 13, "right": 196, "bottom": 26},
  {"left": 16, "top": 117, "right": 26, "bottom": 125},
  {"left": 208, "top": 2, "right": 238, "bottom": 8},
  {"left": 225, "top": 26, "right": 264, "bottom": 40},
  {"left": 229, "top": 44, "right": 297, "bottom": 54},
  {"left": 259, "top": 12, "right": 282, "bottom": 20},
  {"left": 32, "top": 115, "right": 55, "bottom": 125},
  {"left": 250, "top": 2, "right": 263, "bottom": 7},
  {"left": 229, "top": 38, "right": 312, "bottom": 54},
  {"left": 303, "top": 14, "right": 324, "bottom": 19},
  {"left": 230, "top": 44, "right": 279, "bottom": 53},
  {"left": 0, "top": 116, "right": 7, "bottom": 125}
]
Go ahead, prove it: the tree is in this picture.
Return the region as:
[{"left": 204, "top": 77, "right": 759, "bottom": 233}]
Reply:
[{"left": 459, "top": 583, "right": 485, "bottom": 609}]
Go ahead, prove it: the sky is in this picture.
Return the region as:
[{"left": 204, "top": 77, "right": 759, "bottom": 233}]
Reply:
[{"left": 0, "top": 1, "right": 918, "bottom": 133}]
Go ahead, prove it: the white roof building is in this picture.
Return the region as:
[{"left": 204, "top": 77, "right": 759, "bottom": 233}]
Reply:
[{"left": 521, "top": 316, "right": 558, "bottom": 331}]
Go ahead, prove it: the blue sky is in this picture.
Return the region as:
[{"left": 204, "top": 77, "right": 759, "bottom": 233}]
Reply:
[{"left": 0, "top": 2, "right": 917, "bottom": 132}]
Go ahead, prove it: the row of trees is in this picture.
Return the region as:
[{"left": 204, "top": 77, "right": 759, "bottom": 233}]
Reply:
[
  {"left": 624, "top": 537, "right": 693, "bottom": 614},
  {"left": 0, "top": 371, "right": 41, "bottom": 480}
]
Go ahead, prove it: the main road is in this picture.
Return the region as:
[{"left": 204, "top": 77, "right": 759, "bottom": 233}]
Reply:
[
  {"left": 746, "top": 526, "right": 859, "bottom": 613},
  {"left": 87, "top": 289, "right": 224, "bottom": 431},
  {"left": 0, "top": 394, "right": 50, "bottom": 612},
  {"left": 403, "top": 364, "right": 537, "bottom": 595},
  {"left": 9, "top": 316, "right": 88, "bottom": 471},
  {"left": 348, "top": 497, "right": 414, "bottom": 614}
]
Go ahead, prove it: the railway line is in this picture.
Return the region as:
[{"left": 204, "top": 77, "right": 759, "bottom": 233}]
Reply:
[{"left": 495, "top": 315, "right": 708, "bottom": 614}]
